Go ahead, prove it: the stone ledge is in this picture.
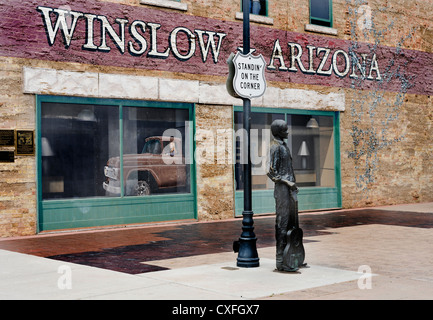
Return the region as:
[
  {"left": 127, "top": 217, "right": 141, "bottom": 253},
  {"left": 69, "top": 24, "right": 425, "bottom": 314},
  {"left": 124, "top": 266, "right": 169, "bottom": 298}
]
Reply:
[
  {"left": 22, "top": 67, "right": 345, "bottom": 111},
  {"left": 235, "top": 12, "right": 274, "bottom": 25},
  {"left": 304, "top": 24, "right": 338, "bottom": 36},
  {"left": 139, "top": 0, "right": 187, "bottom": 11}
]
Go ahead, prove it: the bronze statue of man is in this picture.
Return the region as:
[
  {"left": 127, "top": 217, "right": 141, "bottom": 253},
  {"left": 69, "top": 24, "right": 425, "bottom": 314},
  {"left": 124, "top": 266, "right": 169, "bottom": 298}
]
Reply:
[{"left": 267, "top": 119, "right": 304, "bottom": 271}]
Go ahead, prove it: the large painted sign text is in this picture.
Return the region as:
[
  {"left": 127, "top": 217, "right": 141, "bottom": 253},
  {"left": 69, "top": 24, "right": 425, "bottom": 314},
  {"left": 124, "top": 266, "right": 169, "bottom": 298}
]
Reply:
[
  {"left": 36, "top": 5, "right": 381, "bottom": 81},
  {"left": 37, "top": 6, "right": 227, "bottom": 64},
  {"left": 0, "top": 0, "right": 431, "bottom": 94}
]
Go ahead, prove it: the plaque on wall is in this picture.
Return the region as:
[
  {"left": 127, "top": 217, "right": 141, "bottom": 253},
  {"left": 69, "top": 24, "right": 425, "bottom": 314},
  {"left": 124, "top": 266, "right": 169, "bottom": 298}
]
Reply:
[
  {"left": 0, "top": 130, "right": 15, "bottom": 147},
  {"left": 0, "top": 151, "right": 15, "bottom": 162},
  {"left": 16, "top": 130, "right": 35, "bottom": 156}
]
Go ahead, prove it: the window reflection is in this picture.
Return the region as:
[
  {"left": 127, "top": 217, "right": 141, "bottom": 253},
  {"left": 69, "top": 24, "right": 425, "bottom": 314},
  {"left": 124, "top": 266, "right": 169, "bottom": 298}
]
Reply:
[
  {"left": 41, "top": 102, "right": 191, "bottom": 200},
  {"left": 234, "top": 111, "right": 335, "bottom": 190},
  {"left": 291, "top": 115, "right": 335, "bottom": 187},
  {"left": 310, "top": 0, "right": 332, "bottom": 27},
  {"left": 120, "top": 106, "right": 190, "bottom": 196},
  {"left": 41, "top": 103, "right": 119, "bottom": 199}
]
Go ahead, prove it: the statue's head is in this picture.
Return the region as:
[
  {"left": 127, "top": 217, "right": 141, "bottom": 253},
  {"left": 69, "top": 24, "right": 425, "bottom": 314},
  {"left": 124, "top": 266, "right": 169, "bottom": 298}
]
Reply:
[{"left": 271, "top": 119, "right": 289, "bottom": 139}]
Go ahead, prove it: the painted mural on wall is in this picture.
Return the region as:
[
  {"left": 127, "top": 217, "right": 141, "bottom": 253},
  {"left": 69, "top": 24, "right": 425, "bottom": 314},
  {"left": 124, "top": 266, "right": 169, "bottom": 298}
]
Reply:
[
  {"left": 0, "top": 0, "right": 432, "bottom": 95},
  {"left": 345, "top": 0, "right": 418, "bottom": 196}
]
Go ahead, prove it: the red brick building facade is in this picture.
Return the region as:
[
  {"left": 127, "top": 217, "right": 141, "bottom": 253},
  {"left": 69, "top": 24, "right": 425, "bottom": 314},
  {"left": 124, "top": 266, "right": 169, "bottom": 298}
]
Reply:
[{"left": 0, "top": 0, "right": 432, "bottom": 237}]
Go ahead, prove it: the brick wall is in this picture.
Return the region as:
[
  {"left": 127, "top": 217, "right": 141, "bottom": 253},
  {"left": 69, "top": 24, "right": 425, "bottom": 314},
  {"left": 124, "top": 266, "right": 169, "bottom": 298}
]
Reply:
[
  {"left": 195, "top": 104, "right": 234, "bottom": 220},
  {"left": 0, "top": 0, "right": 432, "bottom": 236},
  {"left": 340, "top": 90, "right": 433, "bottom": 208},
  {"left": 0, "top": 57, "right": 36, "bottom": 237}
]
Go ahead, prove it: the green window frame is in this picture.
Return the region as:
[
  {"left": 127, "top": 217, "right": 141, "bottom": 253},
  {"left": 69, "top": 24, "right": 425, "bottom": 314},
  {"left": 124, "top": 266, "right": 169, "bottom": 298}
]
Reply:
[
  {"left": 36, "top": 95, "right": 197, "bottom": 232},
  {"left": 310, "top": 0, "right": 333, "bottom": 28},
  {"left": 233, "top": 106, "right": 341, "bottom": 216}
]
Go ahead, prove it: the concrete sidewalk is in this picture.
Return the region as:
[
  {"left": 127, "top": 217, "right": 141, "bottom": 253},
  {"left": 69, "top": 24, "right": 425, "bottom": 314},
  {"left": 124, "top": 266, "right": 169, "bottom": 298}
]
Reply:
[
  {"left": 0, "top": 202, "right": 432, "bottom": 300},
  {"left": 0, "top": 249, "right": 367, "bottom": 300}
]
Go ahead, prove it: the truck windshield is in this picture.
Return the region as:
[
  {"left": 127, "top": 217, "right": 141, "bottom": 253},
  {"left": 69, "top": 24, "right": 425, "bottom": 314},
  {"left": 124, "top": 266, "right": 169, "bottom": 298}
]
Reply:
[{"left": 142, "top": 139, "right": 161, "bottom": 154}]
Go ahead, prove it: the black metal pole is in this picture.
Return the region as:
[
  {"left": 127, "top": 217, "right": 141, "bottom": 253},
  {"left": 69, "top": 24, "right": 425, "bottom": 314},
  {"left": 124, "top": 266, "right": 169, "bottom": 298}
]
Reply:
[
  {"left": 243, "top": 0, "right": 252, "bottom": 213},
  {"left": 235, "top": 0, "right": 259, "bottom": 268},
  {"left": 243, "top": 0, "right": 250, "bottom": 56}
]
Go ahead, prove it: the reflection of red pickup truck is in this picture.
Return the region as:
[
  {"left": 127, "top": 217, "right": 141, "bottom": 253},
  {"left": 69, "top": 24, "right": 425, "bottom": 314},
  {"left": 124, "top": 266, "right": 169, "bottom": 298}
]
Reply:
[{"left": 103, "top": 136, "right": 187, "bottom": 196}]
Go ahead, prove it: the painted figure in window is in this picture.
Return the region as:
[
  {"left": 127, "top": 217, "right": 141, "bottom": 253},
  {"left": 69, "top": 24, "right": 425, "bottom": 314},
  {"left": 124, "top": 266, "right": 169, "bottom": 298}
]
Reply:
[
  {"left": 244, "top": 0, "right": 264, "bottom": 15},
  {"left": 251, "top": 0, "right": 261, "bottom": 14},
  {"left": 267, "top": 119, "right": 304, "bottom": 271},
  {"left": 169, "top": 136, "right": 176, "bottom": 157}
]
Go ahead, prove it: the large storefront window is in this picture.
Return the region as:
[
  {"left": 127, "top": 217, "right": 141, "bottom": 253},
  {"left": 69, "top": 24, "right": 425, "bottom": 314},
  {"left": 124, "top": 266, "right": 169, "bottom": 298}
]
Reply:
[
  {"left": 235, "top": 111, "right": 336, "bottom": 190},
  {"left": 234, "top": 111, "right": 284, "bottom": 190},
  {"left": 234, "top": 107, "right": 341, "bottom": 214},
  {"left": 41, "top": 103, "right": 119, "bottom": 200},
  {"left": 290, "top": 114, "right": 335, "bottom": 188},
  {"left": 41, "top": 103, "right": 191, "bottom": 200},
  {"left": 38, "top": 96, "right": 195, "bottom": 232},
  {"left": 121, "top": 106, "right": 190, "bottom": 196}
]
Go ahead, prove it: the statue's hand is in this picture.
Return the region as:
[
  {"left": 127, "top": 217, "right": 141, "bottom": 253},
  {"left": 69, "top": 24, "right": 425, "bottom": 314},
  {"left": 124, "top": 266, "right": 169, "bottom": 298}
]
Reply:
[{"left": 267, "top": 170, "right": 281, "bottom": 182}]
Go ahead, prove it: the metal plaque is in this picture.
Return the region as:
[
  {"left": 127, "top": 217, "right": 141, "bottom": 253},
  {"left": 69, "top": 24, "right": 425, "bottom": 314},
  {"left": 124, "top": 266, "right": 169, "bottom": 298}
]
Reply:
[
  {"left": 16, "top": 130, "right": 35, "bottom": 156},
  {"left": 0, "top": 151, "right": 15, "bottom": 163},
  {"left": 0, "top": 130, "right": 15, "bottom": 147}
]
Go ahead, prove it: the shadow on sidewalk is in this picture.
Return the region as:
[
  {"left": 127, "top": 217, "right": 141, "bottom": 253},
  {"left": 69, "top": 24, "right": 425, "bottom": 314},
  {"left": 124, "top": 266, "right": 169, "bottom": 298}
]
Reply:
[{"left": 1, "top": 209, "right": 432, "bottom": 274}]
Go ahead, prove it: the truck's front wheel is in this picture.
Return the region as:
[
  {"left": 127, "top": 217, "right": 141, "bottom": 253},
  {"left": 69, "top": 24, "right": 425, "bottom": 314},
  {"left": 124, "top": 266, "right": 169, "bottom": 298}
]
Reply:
[{"left": 135, "top": 180, "right": 151, "bottom": 196}]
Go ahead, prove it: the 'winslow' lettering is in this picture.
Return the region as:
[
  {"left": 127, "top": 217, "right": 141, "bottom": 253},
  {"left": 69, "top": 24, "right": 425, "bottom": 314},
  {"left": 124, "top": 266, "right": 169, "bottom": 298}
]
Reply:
[{"left": 36, "top": 6, "right": 227, "bottom": 63}]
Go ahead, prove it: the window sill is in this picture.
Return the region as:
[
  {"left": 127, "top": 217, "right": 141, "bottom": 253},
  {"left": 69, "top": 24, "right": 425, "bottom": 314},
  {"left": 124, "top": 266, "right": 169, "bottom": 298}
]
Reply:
[
  {"left": 304, "top": 24, "right": 338, "bottom": 36},
  {"left": 235, "top": 12, "right": 274, "bottom": 25},
  {"left": 139, "top": 0, "right": 187, "bottom": 11}
]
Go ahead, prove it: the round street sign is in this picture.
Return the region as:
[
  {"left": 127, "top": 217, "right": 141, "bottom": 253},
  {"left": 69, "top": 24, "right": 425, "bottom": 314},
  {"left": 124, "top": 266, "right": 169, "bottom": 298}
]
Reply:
[{"left": 232, "top": 51, "right": 266, "bottom": 99}]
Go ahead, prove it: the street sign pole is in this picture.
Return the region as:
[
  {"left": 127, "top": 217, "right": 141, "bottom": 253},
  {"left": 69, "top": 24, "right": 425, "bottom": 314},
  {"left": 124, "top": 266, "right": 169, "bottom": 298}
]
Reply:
[{"left": 235, "top": 0, "right": 259, "bottom": 268}]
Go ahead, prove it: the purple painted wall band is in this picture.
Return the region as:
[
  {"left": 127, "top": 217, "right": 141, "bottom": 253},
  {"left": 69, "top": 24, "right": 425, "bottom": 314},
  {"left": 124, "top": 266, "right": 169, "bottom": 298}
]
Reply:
[{"left": 0, "top": 0, "right": 431, "bottom": 95}]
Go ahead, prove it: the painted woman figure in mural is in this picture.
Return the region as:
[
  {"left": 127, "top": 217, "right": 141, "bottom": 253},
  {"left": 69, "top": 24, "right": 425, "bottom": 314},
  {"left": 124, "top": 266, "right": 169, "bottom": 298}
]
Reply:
[
  {"left": 267, "top": 119, "right": 300, "bottom": 271},
  {"left": 251, "top": 0, "right": 261, "bottom": 14},
  {"left": 169, "top": 136, "right": 176, "bottom": 157}
]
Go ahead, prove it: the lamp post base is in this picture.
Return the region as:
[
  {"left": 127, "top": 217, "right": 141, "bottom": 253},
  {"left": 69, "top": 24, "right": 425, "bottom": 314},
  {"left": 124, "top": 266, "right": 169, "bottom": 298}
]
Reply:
[{"left": 233, "top": 211, "right": 259, "bottom": 268}]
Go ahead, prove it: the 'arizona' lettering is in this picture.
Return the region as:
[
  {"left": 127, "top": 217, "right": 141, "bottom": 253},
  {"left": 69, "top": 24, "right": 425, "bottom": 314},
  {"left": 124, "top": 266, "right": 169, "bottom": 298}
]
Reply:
[{"left": 267, "top": 40, "right": 382, "bottom": 81}]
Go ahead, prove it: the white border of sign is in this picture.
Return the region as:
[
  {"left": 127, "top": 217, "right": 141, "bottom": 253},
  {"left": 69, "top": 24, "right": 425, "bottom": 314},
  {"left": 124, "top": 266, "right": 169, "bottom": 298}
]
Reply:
[{"left": 232, "top": 52, "right": 267, "bottom": 99}]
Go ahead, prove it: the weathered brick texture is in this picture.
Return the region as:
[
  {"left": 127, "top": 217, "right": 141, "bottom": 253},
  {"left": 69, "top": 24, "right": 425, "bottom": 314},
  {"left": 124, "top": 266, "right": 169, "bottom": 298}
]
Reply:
[{"left": 0, "top": 0, "right": 432, "bottom": 236}]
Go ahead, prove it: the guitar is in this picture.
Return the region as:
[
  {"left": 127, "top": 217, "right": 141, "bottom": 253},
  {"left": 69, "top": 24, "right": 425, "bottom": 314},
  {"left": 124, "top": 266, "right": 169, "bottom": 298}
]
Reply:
[
  {"left": 282, "top": 189, "right": 306, "bottom": 272},
  {"left": 282, "top": 227, "right": 305, "bottom": 272}
]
